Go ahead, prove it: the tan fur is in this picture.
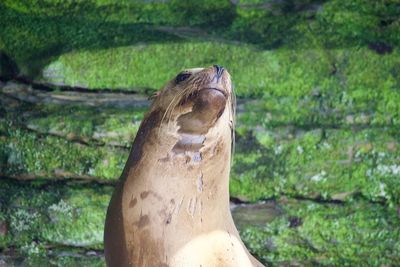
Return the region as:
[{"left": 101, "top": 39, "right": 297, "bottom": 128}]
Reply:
[{"left": 104, "top": 66, "right": 264, "bottom": 267}]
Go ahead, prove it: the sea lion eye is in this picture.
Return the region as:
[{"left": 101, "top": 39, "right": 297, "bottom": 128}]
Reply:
[{"left": 175, "top": 73, "right": 191, "bottom": 84}]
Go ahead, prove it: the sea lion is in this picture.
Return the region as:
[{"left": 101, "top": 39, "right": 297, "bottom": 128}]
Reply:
[{"left": 104, "top": 65, "right": 264, "bottom": 267}]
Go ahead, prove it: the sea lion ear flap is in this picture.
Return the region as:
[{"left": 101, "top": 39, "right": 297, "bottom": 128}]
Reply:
[{"left": 148, "top": 91, "right": 161, "bottom": 100}]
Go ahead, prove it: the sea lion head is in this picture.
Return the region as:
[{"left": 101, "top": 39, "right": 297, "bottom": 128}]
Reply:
[{"left": 152, "top": 65, "right": 235, "bottom": 137}]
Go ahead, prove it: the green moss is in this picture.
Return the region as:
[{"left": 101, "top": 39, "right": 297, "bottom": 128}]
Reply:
[
  {"left": 1, "top": 0, "right": 235, "bottom": 27},
  {"left": 228, "top": 5, "right": 301, "bottom": 47},
  {"left": 0, "top": 2, "right": 181, "bottom": 77},
  {"left": 2, "top": 177, "right": 398, "bottom": 267},
  {"left": 41, "top": 42, "right": 265, "bottom": 94},
  {"left": 314, "top": 0, "right": 400, "bottom": 47},
  {"left": 43, "top": 42, "right": 334, "bottom": 97},
  {"left": 2, "top": 0, "right": 399, "bottom": 80},
  {"left": 23, "top": 105, "right": 145, "bottom": 147},
  {"left": 0, "top": 123, "right": 127, "bottom": 180},
  {"left": 231, "top": 127, "right": 400, "bottom": 206},
  {"left": 2, "top": 60, "right": 400, "bottom": 202},
  {"left": 0, "top": 97, "right": 144, "bottom": 180},
  {"left": 2, "top": 1, "right": 400, "bottom": 265},
  {"left": 22, "top": 249, "right": 105, "bottom": 267},
  {"left": 0, "top": 178, "right": 112, "bottom": 249},
  {"left": 0, "top": 179, "right": 107, "bottom": 266},
  {"left": 42, "top": 185, "right": 111, "bottom": 248},
  {"left": 39, "top": 45, "right": 400, "bottom": 127},
  {"left": 0, "top": 0, "right": 234, "bottom": 77},
  {"left": 240, "top": 199, "right": 400, "bottom": 266}
]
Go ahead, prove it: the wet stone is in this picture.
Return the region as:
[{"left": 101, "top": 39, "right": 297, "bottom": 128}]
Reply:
[{"left": 231, "top": 201, "right": 283, "bottom": 229}]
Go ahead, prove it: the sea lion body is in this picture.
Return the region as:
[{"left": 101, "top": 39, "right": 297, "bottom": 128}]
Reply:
[{"left": 104, "top": 66, "right": 264, "bottom": 267}]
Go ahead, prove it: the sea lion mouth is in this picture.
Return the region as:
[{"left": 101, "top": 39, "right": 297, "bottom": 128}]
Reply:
[{"left": 178, "top": 87, "right": 227, "bottom": 107}]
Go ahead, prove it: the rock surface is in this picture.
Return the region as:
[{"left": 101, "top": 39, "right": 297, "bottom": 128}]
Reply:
[{"left": 1, "top": 0, "right": 400, "bottom": 266}]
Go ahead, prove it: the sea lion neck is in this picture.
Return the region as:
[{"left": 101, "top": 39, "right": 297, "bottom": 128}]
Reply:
[{"left": 118, "top": 101, "right": 233, "bottom": 228}]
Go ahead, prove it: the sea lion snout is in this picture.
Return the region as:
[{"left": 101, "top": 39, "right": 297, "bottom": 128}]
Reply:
[{"left": 204, "top": 65, "right": 230, "bottom": 97}]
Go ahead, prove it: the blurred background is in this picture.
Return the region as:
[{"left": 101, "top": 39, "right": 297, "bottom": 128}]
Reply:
[{"left": 0, "top": 0, "right": 399, "bottom": 266}]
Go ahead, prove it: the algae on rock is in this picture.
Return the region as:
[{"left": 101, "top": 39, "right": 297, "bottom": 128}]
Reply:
[
  {"left": 240, "top": 198, "right": 400, "bottom": 266},
  {"left": 1, "top": 0, "right": 400, "bottom": 266},
  {"left": 0, "top": 178, "right": 112, "bottom": 249}
]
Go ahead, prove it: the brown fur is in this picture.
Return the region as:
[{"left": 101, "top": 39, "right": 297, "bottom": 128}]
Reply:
[{"left": 104, "top": 66, "right": 264, "bottom": 267}]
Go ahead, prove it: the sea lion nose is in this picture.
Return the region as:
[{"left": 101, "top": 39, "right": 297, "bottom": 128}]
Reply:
[{"left": 213, "top": 65, "right": 225, "bottom": 80}]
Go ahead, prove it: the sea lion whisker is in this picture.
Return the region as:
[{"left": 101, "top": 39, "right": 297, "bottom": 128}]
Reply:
[
  {"left": 168, "top": 88, "right": 194, "bottom": 122},
  {"left": 160, "top": 91, "right": 183, "bottom": 130},
  {"left": 160, "top": 110, "right": 172, "bottom": 135},
  {"left": 161, "top": 89, "right": 189, "bottom": 132}
]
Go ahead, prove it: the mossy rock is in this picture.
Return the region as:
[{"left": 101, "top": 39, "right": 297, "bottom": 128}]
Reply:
[
  {"left": 1, "top": 178, "right": 398, "bottom": 267},
  {"left": 0, "top": 178, "right": 112, "bottom": 250},
  {"left": 1, "top": 1, "right": 400, "bottom": 266},
  {"left": 0, "top": 90, "right": 141, "bottom": 180},
  {"left": 2, "top": 1, "right": 399, "bottom": 80},
  {"left": 231, "top": 127, "right": 400, "bottom": 206},
  {"left": 37, "top": 44, "right": 400, "bottom": 128},
  {"left": 0, "top": 0, "right": 234, "bottom": 77},
  {"left": 241, "top": 198, "right": 400, "bottom": 266},
  {"left": 19, "top": 104, "right": 145, "bottom": 148},
  {"left": 1, "top": 0, "right": 236, "bottom": 27},
  {"left": 1, "top": 81, "right": 399, "bottom": 205},
  {"left": 0, "top": 123, "right": 128, "bottom": 180}
]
